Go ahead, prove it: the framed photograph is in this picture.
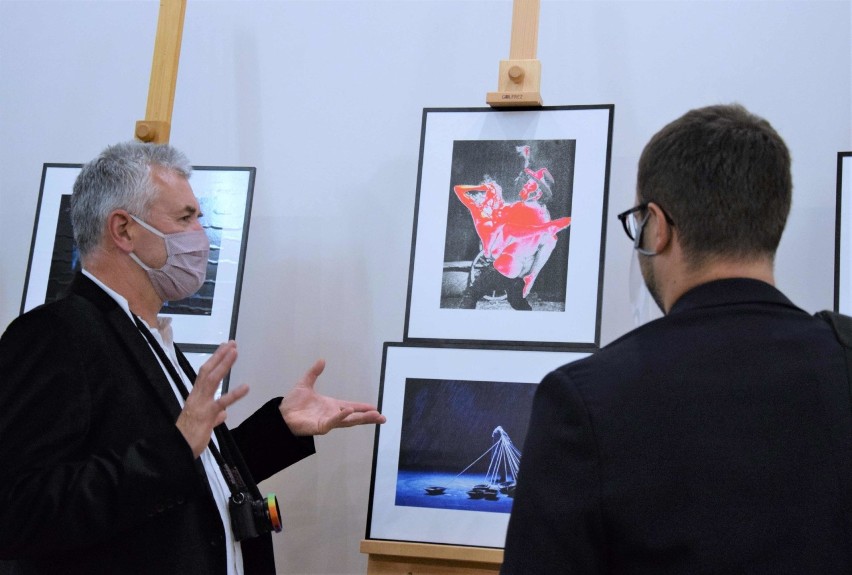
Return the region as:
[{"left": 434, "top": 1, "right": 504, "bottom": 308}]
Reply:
[
  {"left": 403, "top": 106, "right": 613, "bottom": 348},
  {"left": 20, "top": 164, "right": 255, "bottom": 346},
  {"left": 836, "top": 152, "right": 852, "bottom": 314},
  {"left": 365, "top": 342, "right": 591, "bottom": 548}
]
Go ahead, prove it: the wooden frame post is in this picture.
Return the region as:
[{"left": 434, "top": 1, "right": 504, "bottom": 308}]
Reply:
[
  {"left": 135, "top": 0, "right": 187, "bottom": 144},
  {"left": 486, "top": 0, "right": 542, "bottom": 107},
  {"left": 361, "top": 540, "right": 503, "bottom": 575}
]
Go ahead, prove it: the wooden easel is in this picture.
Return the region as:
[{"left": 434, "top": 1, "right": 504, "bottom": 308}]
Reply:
[
  {"left": 135, "top": 0, "right": 187, "bottom": 144},
  {"left": 362, "top": 2, "right": 543, "bottom": 572},
  {"left": 486, "top": 0, "right": 542, "bottom": 107},
  {"left": 360, "top": 540, "right": 503, "bottom": 575}
]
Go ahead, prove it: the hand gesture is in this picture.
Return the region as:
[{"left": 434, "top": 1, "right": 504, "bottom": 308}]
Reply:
[
  {"left": 176, "top": 341, "right": 249, "bottom": 457},
  {"left": 279, "top": 359, "right": 386, "bottom": 436}
]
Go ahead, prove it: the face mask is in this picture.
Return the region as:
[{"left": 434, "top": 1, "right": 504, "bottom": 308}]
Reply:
[{"left": 128, "top": 215, "right": 210, "bottom": 302}]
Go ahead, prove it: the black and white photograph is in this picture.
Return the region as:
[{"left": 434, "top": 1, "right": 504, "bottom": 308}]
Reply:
[
  {"left": 442, "top": 139, "right": 575, "bottom": 313},
  {"left": 404, "top": 106, "right": 612, "bottom": 348},
  {"left": 366, "top": 342, "right": 590, "bottom": 548}
]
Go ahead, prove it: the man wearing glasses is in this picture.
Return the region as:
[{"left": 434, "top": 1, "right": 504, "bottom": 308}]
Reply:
[{"left": 501, "top": 104, "right": 852, "bottom": 573}]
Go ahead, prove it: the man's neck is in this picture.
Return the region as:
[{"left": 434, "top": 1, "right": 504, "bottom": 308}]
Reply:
[
  {"left": 663, "top": 257, "right": 776, "bottom": 313},
  {"left": 85, "top": 252, "right": 162, "bottom": 326}
]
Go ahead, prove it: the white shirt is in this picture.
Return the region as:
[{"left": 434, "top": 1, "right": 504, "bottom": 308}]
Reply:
[{"left": 82, "top": 269, "right": 244, "bottom": 575}]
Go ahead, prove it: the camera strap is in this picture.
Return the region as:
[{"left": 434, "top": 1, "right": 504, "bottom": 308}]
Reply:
[{"left": 132, "top": 315, "right": 248, "bottom": 499}]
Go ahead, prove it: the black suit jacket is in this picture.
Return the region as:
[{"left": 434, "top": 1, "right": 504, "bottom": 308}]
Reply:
[
  {"left": 0, "top": 274, "right": 316, "bottom": 574},
  {"left": 502, "top": 279, "right": 852, "bottom": 574}
]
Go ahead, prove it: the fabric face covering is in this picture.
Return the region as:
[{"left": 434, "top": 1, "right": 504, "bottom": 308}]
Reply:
[{"left": 128, "top": 215, "right": 210, "bottom": 302}]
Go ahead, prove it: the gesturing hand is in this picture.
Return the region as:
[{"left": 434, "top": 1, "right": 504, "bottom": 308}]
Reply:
[
  {"left": 279, "top": 359, "right": 386, "bottom": 436},
  {"left": 176, "top": 341, "right": 249, "bottom": 458}
]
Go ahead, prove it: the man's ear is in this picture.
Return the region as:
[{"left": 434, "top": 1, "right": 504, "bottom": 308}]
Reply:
[
  {"left": 646, "top": 202, "right": 673, "bottom": 255},
  {"left": 107, "top": 210, "right": 135, "bottom": 254}
]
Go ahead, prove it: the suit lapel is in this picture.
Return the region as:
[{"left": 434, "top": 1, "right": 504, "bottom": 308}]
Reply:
[
  {"left": 69, "top": 277, "right": 253, "bottom": 500},
  {"left": 68, "top": 274, "right": 220, "bottom": 504},
  {"left": 67, "top": 273, "right": 183, "bottom": 422}
]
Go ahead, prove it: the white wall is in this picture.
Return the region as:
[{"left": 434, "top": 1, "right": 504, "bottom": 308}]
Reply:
[{"left": 1, "top": 1, "right": 850, "bottom": 573}]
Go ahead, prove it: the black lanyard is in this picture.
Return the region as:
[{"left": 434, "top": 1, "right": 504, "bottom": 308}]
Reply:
[{"left": 132, "top": 315, "right": 248, "bottom": 497}]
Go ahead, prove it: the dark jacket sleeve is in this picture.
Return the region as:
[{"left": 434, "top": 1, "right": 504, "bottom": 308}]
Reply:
[
  {"left": 230, "top": 398, "right": 316, "bottom": 484},
  {"left": 501, "top": 368, "right": 606, "bottom": 574},
  {"left": 0, "top": 307, "right": 201, "bottom": 558}
]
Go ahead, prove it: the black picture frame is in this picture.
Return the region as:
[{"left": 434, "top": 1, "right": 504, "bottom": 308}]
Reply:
[
  {"left": 836, "top": 152, "right": 852, "bottom": 314},
  {"left": 403, "top": 106, "right": 613, "bottom": 349},
  {"left": 365, "top": 341, "right": 591, "bottom": 548}
]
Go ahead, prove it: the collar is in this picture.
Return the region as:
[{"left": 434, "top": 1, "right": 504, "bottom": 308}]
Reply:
[
  {"left": 668, "top": 278, "right": 800, "bottom": 315},
  {"left": 82, "top": 268, "right": 133, "bottom": 321},
  {"left": 81, "top": 268, "right": 172, "bottom": 334}
]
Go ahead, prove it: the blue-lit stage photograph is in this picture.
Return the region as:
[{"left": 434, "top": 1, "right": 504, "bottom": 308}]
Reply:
[{"left": 394, "top": 377, "right": 536, "bottom": 515}]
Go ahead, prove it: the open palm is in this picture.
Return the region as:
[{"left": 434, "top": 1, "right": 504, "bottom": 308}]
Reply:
[{"left": 279, "top": 359, "right": 386, "bottom": 436}]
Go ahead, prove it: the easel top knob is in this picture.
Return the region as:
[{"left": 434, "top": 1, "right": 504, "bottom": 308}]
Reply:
[{"left": 486, "top": 0, "right": 543, "bottom": 107}]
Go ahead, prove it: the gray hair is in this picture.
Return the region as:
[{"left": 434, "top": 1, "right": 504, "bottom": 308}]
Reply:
[{"left": 70, "top": 141, "right": 192, "bottom": 257}]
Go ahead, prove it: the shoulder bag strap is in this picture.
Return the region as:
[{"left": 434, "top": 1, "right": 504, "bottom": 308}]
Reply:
[{"left": 816, "top": 309, "right": 852, "bottom": 397}]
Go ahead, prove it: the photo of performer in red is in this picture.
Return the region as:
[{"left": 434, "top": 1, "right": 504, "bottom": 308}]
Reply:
[{"left": 442, "top": 141, "right": 575, "bottom": 311}]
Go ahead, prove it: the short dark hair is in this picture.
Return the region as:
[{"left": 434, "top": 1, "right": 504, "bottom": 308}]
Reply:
[{"left": 637, "top": 104, "right": 792, "bottom": 265}]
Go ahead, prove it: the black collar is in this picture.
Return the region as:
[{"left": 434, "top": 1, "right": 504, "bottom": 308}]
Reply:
[{"left": 669, "top": 278, "right": 800, "bottom": 316}]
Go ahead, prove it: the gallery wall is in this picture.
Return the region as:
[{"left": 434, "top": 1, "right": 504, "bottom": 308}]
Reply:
[{"left": 1, "top": 1, "right": 850, "bottom": 573}]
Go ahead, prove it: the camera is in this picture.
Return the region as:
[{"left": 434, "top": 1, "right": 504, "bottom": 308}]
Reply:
[{"left": 229, "top": 492, "right": 283, "bottom": 542}]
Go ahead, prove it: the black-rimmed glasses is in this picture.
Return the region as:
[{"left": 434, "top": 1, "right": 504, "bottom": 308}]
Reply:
[{"left": 616, "top": 202, "right": 675, "bottom": 255}]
